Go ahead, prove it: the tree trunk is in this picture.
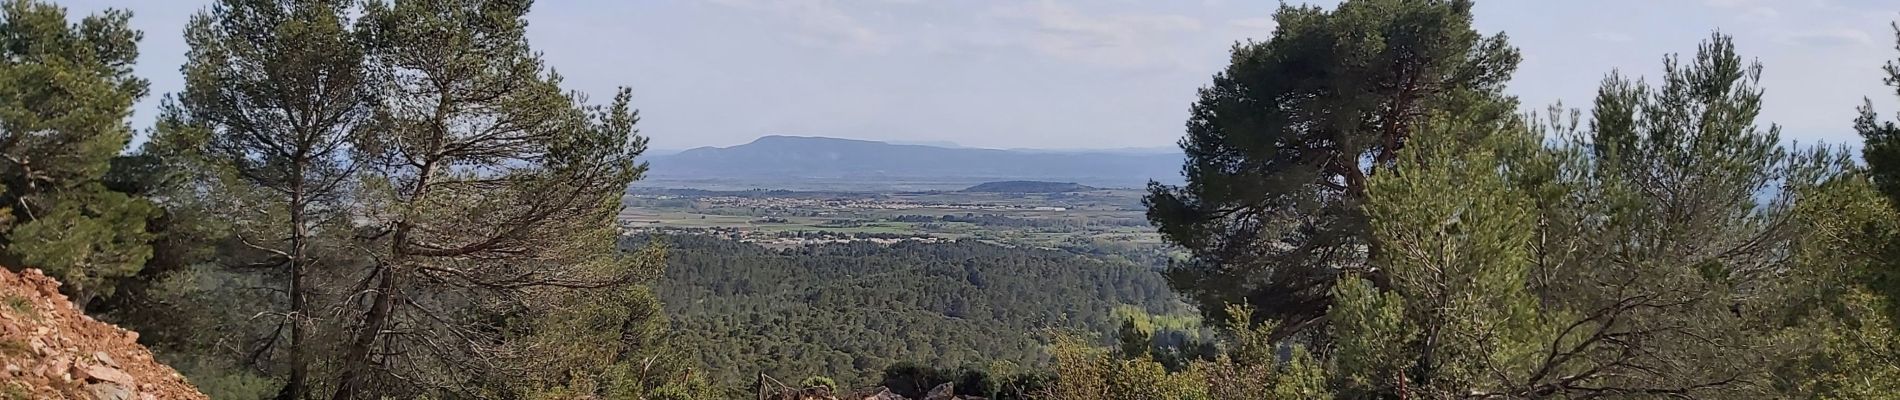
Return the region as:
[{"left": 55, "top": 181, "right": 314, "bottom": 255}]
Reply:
[
  {"left": 329, "top": 259, "right": 398, "bottom": 400},
  {"left": 283, "top": 186, "right": 308, "bottom": 400},
  {"left": 331, "top": 160, "right": 432, "bottom": 400}
]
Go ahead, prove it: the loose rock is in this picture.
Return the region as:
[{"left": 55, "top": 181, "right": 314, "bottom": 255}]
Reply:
[{"left": 0, "top": 268, "right": 208, "bottom": 399}]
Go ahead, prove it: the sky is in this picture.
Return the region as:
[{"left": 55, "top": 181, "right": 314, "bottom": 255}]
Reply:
[{"left": 56, "top": 0, "right": 1900, "bottom": 150}]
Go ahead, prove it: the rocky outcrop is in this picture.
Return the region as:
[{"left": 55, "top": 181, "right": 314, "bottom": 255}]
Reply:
[{"left": 0, "top": 268, "right": 208, "bottom": 399}]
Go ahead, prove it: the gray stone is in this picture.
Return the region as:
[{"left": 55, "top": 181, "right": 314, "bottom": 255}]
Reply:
[
  {"left": 85, "top": 382, "right": 132, "bottom": 400},
  {"left": 93, "top": 351, "right": 118, "bottom": 368},
  {"left": 924, "top": 382, "right": 955, "bottom": 400}
]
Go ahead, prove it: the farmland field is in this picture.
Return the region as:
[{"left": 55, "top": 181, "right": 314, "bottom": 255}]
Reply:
[{"left": 619, "top": 186, "right": 1171, "bottom": 266}]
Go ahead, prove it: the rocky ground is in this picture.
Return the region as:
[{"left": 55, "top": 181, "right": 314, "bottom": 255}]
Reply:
[
  {"left": 0, "top": 268, "right": 207, "bottom": 399},
  {"left": 759, "top": 379, "right": 987, "bottom": 400}
]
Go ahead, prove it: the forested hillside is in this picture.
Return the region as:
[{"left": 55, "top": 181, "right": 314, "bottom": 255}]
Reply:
[
  {"left": 645, "top": 235, "right": 1184, "bottom": 386},
  {"left": 13, "top": 0, "right": 1900, "bottom": 398}
]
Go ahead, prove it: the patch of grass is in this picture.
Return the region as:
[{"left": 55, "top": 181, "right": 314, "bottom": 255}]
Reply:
[
  {"left": 1, "top": 294, "right": 29, "bottom": 317},
  {"left": 0, "top": 339, "right": 27, "bottom": 357},
  {"left": 1, "top": 382, "right": 29, "bottom": 400}
]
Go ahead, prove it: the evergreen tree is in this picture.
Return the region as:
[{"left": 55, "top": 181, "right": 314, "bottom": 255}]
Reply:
[
  {"left": 1345, "top": 33, "right": 1844, "bottom": 398},
  {"left": 165, "top": 0, "right": 372, "bottom": 396},
  {"left": 1778, "top": 21, "right": 1900, "bottom": 399},
  {"left": 1853, "top": 23, "right": 1900, "bottom": 307},
  {"left": 0, "top": 0, "right": 155, "bottom": 308},
  {"left": 1114, "top": 318, "right": 1152, "bottom": 360},
  {"left": 1089, "top": 32, "right": 1853, "bottom": 400},
  {"left": 1340, "top": 103, "right": 1551, "bottom": 397},
  {"left": 1510, "top": 34, "right": 1843, "bottom": 397},
  {"left": 1143, "top": 0, "right": 1520, "bottom": 338},
  {"left": 1773, "top": 175, "right": 1900, "bottom": 399},
  {"left": 329, "top": 0, "right": 654, "bottom": 397}
]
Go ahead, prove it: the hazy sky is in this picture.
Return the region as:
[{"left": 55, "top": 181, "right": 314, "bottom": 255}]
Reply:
[{"left": 60, "top": 0, "right": 1900, "bottom": 150}]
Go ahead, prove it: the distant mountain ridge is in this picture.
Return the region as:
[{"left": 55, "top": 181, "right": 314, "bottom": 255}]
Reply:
[{"left": 644, "top": 135, "right": 1182, "bottom": 188}]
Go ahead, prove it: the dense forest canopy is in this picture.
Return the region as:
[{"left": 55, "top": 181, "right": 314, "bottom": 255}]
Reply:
[
  {"left": 647, "top": 234, "right": 1184, "bottom": 387},
  {"left": 2, "top": 0, "right": 1900, "bottom": 399}
]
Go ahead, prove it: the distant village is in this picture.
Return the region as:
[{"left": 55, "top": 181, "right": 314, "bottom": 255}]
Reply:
[{"left": 620, "top": 225, "right": 949, "bottom": 248}]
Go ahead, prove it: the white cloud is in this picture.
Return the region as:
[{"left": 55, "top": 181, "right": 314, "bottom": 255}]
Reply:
[
  {"left": 990, "top": 0, "right": 1204, "bottom": 70},
  {"left": 701, "top": 0, "right": 895, "bottom": 51}
]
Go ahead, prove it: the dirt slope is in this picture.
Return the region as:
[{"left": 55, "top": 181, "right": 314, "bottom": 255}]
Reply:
[{"left": 0, "top": 267, "right": 207, "bottom": 399}]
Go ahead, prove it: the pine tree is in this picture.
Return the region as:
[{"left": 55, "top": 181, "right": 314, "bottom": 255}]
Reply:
[
  {"left": 1344, "top": 105, "right": 1549, "bottom": 397},
  {"left": 0, "top": 0, "right": 155, "bottom": 308},
  {"left": 1516, "top": 34, "right": 1843, "bottom": 396},
  {"left": 1778, "top": 21, "right": 1900, "bottom": 399},
  {"left": 1317, "top": 33, "right": 1846, "bottom": 398},
  {"left": 329, "top": 0, "right": 653, "bottom": 397},
  {"left": 1375, "top": 33, "right": 1842, "bottom": 398},
  {"left": 1114, "top": 318, "right": 1152, "bottom": 360},
  {"left": 165, "top": 0, "right": 372, "bottom": 396},
  {"left": 1143, "top": 0, "right": 1520, "bottom": 339},
  {"left": 1774, "top": 175, "right": 1900, "bottom": 399},
  {"left": 1854, "top": 23, "right": 1900, "bottom": 307}
]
